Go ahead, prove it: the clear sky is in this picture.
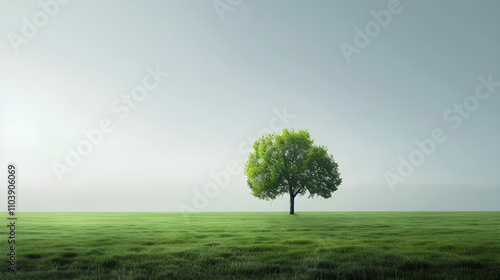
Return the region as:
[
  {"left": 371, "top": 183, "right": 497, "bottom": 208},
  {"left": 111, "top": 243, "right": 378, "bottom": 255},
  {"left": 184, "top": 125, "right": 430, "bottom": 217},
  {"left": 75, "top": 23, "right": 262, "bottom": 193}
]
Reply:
[{"left": 1, "top": 0, "right": 499, "bottom": 212}]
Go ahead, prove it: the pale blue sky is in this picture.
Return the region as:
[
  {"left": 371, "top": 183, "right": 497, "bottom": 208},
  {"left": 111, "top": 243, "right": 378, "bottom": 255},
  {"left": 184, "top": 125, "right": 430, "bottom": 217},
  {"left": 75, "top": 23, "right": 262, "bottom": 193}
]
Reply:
[{"left": 1, "top": 0, "right": 499, "bottom": 211}]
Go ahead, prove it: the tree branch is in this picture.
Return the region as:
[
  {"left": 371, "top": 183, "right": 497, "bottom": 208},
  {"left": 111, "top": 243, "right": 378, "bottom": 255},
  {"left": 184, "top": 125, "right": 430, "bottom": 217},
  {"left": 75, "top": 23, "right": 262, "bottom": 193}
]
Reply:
[{"left": 293, "top": 186, "right": 305, "bottom": 197}]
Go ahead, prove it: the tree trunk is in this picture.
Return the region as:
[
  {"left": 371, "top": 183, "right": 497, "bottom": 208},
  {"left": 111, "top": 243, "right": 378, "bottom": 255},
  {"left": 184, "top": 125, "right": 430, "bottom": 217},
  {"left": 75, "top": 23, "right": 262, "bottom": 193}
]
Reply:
[{"left": 290, "top": 193, "right": 295, "bottom": 215}]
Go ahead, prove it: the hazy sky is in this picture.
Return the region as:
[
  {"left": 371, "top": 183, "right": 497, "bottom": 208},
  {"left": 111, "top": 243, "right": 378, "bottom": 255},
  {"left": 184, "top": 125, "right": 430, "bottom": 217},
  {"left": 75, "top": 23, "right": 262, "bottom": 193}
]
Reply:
[{"left": 1, "top": 0, "right": 499, "bottom": 212}]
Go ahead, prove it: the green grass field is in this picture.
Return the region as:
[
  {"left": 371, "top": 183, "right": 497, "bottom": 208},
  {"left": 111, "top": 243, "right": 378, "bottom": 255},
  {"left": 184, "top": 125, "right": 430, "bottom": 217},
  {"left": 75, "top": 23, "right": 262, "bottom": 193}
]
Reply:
[{"left": 1, "top": 212, "right": 499, "bottom": 279}]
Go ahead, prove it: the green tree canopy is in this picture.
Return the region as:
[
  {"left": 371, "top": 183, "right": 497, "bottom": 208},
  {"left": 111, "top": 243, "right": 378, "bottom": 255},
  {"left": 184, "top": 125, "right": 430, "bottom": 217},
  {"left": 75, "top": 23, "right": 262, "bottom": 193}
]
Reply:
[{"left": 244, "top": 128, "right": 342, "bottom": 214}]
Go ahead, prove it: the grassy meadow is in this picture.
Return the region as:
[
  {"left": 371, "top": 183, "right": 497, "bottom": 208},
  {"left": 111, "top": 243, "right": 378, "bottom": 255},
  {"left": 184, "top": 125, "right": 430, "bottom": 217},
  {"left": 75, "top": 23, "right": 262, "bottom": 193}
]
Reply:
[{"left": 1, "top": 212, "right": 499, "bottom": 279}]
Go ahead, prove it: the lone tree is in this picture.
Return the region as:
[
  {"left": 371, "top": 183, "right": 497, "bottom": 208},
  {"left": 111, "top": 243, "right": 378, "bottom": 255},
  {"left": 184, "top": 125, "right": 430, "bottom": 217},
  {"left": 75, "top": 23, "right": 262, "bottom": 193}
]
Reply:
[{"left": 244, "top": 128, "right": 342, "bottom": 214}]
